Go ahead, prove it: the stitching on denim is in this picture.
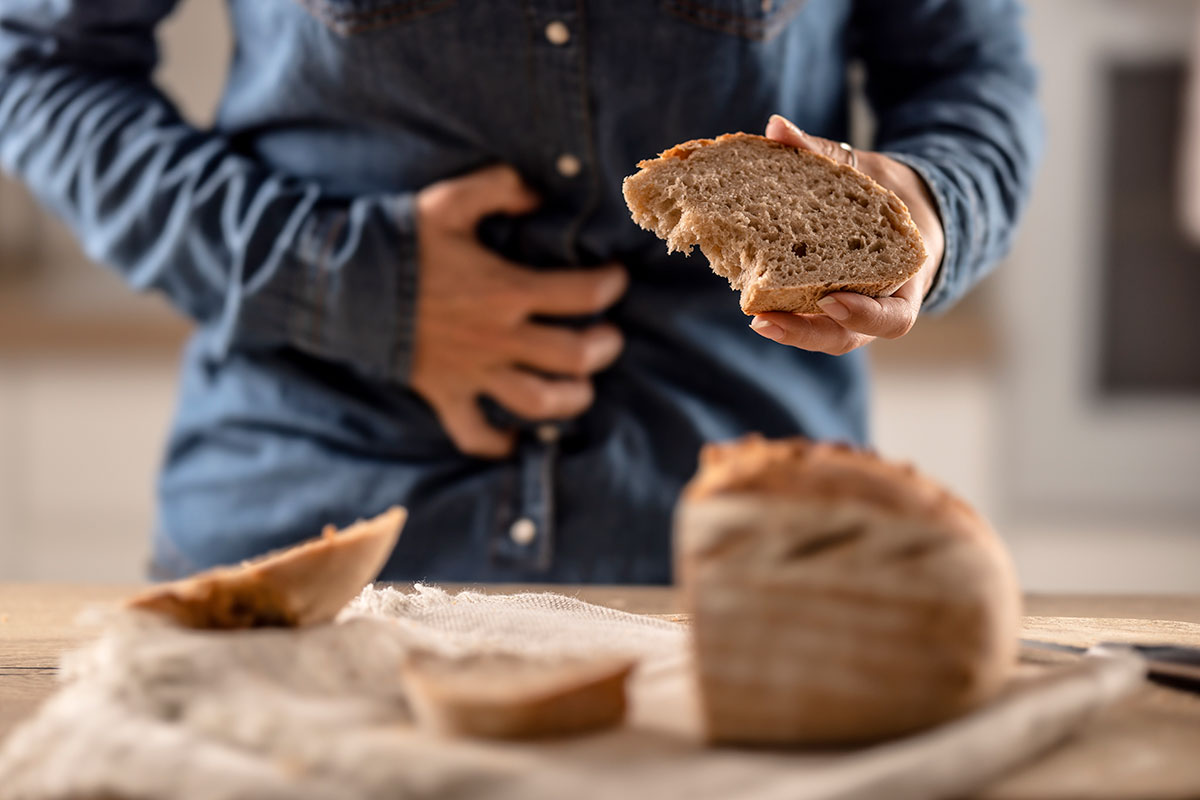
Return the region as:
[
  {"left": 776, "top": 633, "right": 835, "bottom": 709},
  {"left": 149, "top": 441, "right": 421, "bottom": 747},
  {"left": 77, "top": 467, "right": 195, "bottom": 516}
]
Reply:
[
  {"left": 297, "top": 0, "right": 445, "bottom": 22},
  {"left": 563, "top": 0, "right": 601, "bottom": 267},
  {"left": 311, "top": 211, "right": 346, "bottom": 354},
  {"left": 294, "top": 0, "right": 455, "bottom": 36},
  {"left": 669, "top": 0, "right": 806, "bottom": 35},
  {"left": 663, "top": 0, "right": 807, "bottom": 41}
]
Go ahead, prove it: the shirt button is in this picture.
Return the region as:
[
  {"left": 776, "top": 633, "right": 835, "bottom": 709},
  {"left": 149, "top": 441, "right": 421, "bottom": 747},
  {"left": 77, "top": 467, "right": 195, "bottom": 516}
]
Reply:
[
  {"left": 556, "top": 153, "right": 582, "bottom": 178},
  {"left": 510, "top": 517, "right": 537, "bottom": 546},
  {"left": 544, "top": 20, "right": 570, "bottom": 46},
  {"left": 536, "top": 423, "right": 560, "bottom": 444}
]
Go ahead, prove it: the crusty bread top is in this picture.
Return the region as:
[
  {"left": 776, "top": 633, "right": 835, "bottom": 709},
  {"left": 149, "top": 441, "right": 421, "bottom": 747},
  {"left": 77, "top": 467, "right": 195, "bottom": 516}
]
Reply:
[
  {"left": 623, "top": 133, "right": 927, "bottom": 314},
  {"left": 126, "top": 506, "right": 406, "bottom": 629},
  {"left": 682, "top": 435, "right": 982, "bottom": 538}
]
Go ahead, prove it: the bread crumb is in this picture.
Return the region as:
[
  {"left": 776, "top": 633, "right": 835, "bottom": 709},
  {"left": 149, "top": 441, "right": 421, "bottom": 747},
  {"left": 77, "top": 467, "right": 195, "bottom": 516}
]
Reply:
[{"left": 622, "top": 132, "right": 926, "bottom": 315}]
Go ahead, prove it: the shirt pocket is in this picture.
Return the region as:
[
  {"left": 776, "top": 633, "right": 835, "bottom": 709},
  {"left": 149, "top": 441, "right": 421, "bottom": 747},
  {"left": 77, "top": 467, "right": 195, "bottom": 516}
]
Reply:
[
  {"left": 295, "top": 0, "right": 456, "bottom": 36},
  {"left": 662, "top": 0, "right": 807, "bottom": 40}
]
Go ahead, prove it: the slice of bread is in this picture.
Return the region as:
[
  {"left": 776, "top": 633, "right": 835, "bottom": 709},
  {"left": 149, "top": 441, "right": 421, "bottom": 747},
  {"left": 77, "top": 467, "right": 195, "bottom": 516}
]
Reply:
[
  {"left": 401, "top": 653, "right": 635, "bottom": 739},
  {"left": 126, "top": 507, "right": 406, "bottom": 629},
  {"left": 623, "top": 133, "right": 927, "bottom": 315}
]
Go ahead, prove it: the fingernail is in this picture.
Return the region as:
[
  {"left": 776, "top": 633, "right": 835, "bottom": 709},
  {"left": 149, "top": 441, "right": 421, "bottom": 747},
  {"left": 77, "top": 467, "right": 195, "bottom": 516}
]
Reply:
[
  {"left": 817, "top": 296, "right": 849, "bottom": 321},
  {"left": 782, "top": 117, "right": 805, "bottom": 137},
  {"left": 769, "top": 115, "right": 805, "bottom": 137},
  {"left": 749, "top": 318, "right": 783, "bottom": 340}
]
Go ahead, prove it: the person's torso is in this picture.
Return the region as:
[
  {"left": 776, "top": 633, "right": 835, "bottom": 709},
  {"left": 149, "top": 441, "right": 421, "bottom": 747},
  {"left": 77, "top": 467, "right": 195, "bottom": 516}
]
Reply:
[{"left": 155, "top": 0, "right": 870, "bottom": 583}]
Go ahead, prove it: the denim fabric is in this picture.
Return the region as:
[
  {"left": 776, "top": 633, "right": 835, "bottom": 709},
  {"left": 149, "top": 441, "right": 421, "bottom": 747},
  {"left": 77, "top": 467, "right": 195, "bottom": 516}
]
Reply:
[{"left": 0, "top": 0, "right": 1040, "bottom": 583}]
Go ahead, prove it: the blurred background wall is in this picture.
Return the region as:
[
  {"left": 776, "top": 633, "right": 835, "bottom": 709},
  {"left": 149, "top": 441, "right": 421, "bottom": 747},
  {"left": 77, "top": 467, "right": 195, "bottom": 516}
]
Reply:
[{"left": 1, "top": 0, "right": 1197, "bottom": 589}]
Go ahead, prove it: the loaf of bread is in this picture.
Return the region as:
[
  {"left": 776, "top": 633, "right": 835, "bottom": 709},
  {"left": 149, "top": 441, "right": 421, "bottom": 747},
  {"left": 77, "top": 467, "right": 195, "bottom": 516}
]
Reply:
[
  {"left": 623, "top": 133, "right": 926, "bottom": 315},
  {"left": 126, "top": 507, "right": 406, "bottom": 629},
  {"left": 401, "top": 653, "right": 635, "bottom": 739},
  {"left": 674, "top": 436, "right": 1020, "bottom": 745}
]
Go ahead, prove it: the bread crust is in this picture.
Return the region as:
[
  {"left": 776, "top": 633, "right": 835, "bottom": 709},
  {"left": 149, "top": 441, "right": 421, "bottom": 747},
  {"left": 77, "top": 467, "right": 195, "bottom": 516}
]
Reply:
[
  {"left": 683, "top": 434, "right": 981, "bottom": 536},
  {"left": 738, "top": 279, "right": 909, "bottom": 316},
  {"left": 645, "top": 132, "right": 838, "bottom": 171},
  {"left": 126, "top": 507, "right": 406, "bottom": 629},
  {"left": 401, "top": 653, "right": 635, "bottom": 739},
  {"left": 675, "top": 435, "right": 1020, "bottom": 745}
]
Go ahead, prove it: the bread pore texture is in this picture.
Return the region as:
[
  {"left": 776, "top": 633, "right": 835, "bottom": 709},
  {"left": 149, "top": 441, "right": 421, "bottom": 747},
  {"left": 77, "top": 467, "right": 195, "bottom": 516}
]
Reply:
[
  {"left": 623, "top": 133, "right": 927, "bottom": 314},
  {"left": 675, "top": 435, "right": 1021, "bottom": 746}
]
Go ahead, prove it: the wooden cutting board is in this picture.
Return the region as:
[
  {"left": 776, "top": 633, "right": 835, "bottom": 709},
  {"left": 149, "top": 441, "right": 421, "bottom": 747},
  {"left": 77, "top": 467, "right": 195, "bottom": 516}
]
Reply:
[{"left": 978, "top": 617, "right": 1200, "bottom": 800}]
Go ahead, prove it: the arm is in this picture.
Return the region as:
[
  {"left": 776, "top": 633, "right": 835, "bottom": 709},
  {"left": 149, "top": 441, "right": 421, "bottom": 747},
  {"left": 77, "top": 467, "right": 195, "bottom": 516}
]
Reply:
[
  {"left": 750, "top": 0, "right": 1040, "bottom": 353},
  {"left": 0, "top": 1, "right": 416, "bottom": 381},
  {"left": 852, "top": 0, "right": 1042, "bottom": 313}
]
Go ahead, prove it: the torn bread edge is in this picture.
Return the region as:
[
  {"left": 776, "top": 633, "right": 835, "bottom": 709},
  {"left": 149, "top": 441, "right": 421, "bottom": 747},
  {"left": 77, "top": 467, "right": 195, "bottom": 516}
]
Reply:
[{"left": 125, "top": 506, "right": 406, "bottom": 629}]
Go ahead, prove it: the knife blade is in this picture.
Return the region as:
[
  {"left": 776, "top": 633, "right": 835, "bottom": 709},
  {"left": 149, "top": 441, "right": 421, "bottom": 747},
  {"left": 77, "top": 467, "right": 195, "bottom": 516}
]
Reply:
[{"left": 1021, "top": 639, "right": 1200, "bottom": 695}]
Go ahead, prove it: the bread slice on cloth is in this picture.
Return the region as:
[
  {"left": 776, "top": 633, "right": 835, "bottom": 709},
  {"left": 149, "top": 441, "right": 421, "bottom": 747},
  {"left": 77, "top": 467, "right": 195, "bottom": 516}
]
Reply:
[
  {"left": 675, "top": 436, "right": 1020, "bottom": 745},
  {"left": 401, "top": 653, "right": 636, "bottom": 739},
  {"left": 126, "top": 507, "right": 406, "bottom": 629},
  {"left": 623, "top": 133, "right": 926, "bottom": 315}
]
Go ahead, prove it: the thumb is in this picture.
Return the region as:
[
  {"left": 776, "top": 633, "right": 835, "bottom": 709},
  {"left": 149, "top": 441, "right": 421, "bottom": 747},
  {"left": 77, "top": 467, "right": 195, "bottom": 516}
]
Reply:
[
  {"left": 419, "top": 164, "right": 540, "bottom": 233},
  {"left": 765, "top": 114, "right": 853, "bottom": 167}
]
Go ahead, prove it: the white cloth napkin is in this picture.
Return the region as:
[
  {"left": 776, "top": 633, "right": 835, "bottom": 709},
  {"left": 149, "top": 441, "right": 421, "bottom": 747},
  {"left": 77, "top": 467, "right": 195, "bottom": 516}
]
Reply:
[{"left": 0, "top": 585, "right": 1144, "bottom": 800}]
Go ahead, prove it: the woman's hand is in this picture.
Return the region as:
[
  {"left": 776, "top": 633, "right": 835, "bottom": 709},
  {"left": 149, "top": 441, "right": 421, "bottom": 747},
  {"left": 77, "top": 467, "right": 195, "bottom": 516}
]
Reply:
[
  {"left": 412, "top": 166, "right": 627, "bottom": 458},
  {"left": 748, "top": 115, "right": 945, "bottom": 356}
]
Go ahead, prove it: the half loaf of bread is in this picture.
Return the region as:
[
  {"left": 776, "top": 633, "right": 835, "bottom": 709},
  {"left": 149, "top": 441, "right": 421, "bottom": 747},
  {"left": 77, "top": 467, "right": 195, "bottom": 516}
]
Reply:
[
  {"left": 126, "top": 507, "right": 406, "bottom": 629},
  {"left": 623, "top": 133, "right": 926, "bottom": 315},
  {"left": 675, "top": 436, "right": 1019, "bottom": 745}
]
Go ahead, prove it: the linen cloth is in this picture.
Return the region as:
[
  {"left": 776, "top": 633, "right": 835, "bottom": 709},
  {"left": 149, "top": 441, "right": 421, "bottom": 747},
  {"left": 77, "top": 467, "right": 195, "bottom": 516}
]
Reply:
[{"left": 0, "top": 585, "right": 1140, "bottom": 800}]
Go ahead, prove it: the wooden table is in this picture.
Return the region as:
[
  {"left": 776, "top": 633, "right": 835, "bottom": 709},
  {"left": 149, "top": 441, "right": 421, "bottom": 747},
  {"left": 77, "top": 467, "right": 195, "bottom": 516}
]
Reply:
[{"left": 3, "top": 584, "right": 1200, "bottom": 799}]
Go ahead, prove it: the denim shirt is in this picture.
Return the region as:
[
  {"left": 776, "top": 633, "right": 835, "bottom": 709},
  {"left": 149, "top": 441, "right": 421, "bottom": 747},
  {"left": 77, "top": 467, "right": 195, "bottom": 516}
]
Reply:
[{"left": 0, "top": 1, "right": 1040, "bottom": 583}]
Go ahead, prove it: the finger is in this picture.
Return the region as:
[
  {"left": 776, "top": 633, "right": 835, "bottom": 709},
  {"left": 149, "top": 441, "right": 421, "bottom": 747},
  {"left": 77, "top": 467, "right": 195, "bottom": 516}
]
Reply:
[
  {"left": 437, "top": 395, "right": 516, "bottom": 459},
  {"left": 750, "top": 312, "right": 873, "bottom": 355},
  {"left": 522, "top": 263, "right": 629, "bottom": 317},
  {"left": 815, "top": 290, "right": 919, "bottom": 339},
  {"left": 419, "top": 164, "right": 540, "bottom": 233},
  {"left": 508, "top": 322, "right": 624, "bottom": 378},
  {"left": 765, "top": 114, "right": 855, "bottom": 167},
  {"left": 482, "top": 369, "right": 594, "bottom": 420}
]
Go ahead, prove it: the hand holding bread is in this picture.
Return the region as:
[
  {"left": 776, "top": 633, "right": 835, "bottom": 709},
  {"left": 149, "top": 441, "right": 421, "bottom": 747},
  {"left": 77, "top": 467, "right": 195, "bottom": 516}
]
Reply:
[
  {"left": 752, "top": 115, "right": 945, "bottom": 355},
  {"left": 623, "top": 115, "right": 945, "bottom": 356}
]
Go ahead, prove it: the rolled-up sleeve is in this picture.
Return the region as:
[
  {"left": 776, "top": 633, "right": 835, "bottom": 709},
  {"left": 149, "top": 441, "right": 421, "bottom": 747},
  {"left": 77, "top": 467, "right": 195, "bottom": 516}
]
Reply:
[
  {"left": 0, "top": 1, "right": 418, "bottom": 381},
  {"left": 852, "top": 0, "right": 1043, "bottom": 313}
]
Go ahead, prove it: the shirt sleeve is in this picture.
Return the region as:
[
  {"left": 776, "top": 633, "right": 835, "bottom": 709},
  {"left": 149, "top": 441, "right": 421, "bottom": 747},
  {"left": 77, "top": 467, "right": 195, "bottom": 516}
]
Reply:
[
  {"left": 0, "top": 1, "right": 418, "bottom": 382},
  {"left": 851, "top": 0, "right": 1043, "bottom": 313}
]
